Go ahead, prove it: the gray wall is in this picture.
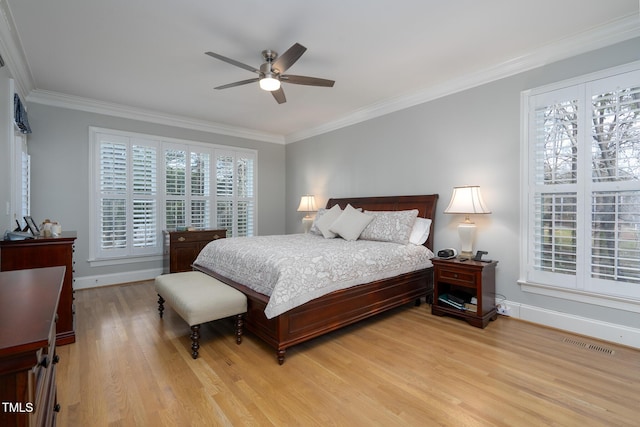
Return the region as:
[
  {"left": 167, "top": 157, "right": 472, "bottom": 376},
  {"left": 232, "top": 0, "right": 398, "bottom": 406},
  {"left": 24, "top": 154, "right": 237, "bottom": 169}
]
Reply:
[
  {"left": 285, "top": 37, "right": 640, "bottom": 328},
  {"left": 25, "top": 103, "right": 286, "bottom": 280}
]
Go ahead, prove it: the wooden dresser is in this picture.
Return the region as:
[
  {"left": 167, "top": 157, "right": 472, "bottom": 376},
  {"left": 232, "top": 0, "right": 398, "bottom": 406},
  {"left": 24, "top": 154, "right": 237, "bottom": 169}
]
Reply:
[
  {"left": 0, "top": 266, "right": 65, "bottom": 427},
  {"left": 163, "top": 229, "right": 226, "bottom": 273},
  {"left": 0, "top": 232, "right": 77, "bottom": 345}
]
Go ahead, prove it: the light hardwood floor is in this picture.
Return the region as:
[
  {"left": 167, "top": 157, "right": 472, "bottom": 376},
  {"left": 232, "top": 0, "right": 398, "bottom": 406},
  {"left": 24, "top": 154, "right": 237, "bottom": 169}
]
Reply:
[{"left": 56, "top": 281, "right": 640, "bottom": 426}]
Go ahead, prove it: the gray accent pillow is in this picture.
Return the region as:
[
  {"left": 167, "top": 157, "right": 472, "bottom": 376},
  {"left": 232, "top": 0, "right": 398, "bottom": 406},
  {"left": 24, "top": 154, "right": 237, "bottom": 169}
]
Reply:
[{"left": 359, "top": 209, "right": 419, "bottom": 245}]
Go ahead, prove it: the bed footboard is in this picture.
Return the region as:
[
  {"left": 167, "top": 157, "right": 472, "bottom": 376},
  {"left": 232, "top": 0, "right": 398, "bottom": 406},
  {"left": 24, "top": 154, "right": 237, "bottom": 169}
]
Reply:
[{"left": 194, "top": 265, "right": 433, "bottom": 364}]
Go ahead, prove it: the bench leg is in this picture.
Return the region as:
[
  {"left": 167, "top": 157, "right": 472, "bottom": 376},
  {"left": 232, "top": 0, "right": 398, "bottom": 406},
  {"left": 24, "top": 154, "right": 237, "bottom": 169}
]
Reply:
[
  {"left": 191, "top": 324, "right": 201, "bottom": 359},
  {"left": 235, "top": 314, "right": 244, "bottom": 344},
  {"left": 157, "top": 294, "right": 165, "bottom": 318}
]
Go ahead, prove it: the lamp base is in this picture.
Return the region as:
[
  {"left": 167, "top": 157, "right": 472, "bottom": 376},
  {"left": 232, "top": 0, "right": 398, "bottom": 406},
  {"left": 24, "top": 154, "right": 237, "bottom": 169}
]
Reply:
[
  {"left": 459, "top": 251, "right": 474, "bottom": 259},
  {"left": 302, "top": 216, "right": 313, "bottom": 233},
  {"left": 457, "top": 221, "right": 476, "bottom": 258}
]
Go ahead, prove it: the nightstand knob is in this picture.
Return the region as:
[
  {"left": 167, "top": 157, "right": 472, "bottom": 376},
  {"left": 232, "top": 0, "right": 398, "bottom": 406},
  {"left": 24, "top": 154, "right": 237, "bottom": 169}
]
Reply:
[
  {"left": 454, "top": 273, "right": 458, "bottom": 278},
  {"left": 178, "top": 237, "right": 186, "bottom": 242}
]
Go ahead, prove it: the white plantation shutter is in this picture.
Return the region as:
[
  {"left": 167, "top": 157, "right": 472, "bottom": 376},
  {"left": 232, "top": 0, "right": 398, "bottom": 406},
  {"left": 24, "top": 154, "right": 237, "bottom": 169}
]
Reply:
[
  {"left": 588, "top": 74, "right": 640, "bottom": 293},
  {"left": 164, "top": 147, "right": 187, "bottom": 230},
  {"left": 215, "top": 151, "right": 256, "bottom": 237},
  {"left": 99, "top": 137, "right": 128, "bottom": 256},
  {"left": 91, "top": 128, "right": 256, "bottom": 261},
  {"left": 524, "top": 67, "right": 640, "bottom": 300},
  {"left": 131, "top": 143, "right": 157, "bottom": 252},
  {"left": 237, "top": 155, "right": 255, "bottom": 236},
  {"left": 190, "top": 151, "right": 210, "bottom": 229},
  {"left": 216, "top": 153, "right": 235, "bottom": 236},
  {"left": 14, "top": 133, "right": 30, "bottom": 221}
]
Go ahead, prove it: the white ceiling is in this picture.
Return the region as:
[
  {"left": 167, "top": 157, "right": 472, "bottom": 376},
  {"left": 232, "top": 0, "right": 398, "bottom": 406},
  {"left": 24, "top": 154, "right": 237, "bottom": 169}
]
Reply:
[{"left": 3, "top": 0, "right": 640, "bottom": 143}]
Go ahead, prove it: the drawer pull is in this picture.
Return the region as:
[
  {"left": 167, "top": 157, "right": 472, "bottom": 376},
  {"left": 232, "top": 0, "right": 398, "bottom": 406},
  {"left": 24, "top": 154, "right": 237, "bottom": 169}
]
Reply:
[
  {"left": 214, "top": 235, "right": 220, "bottom": 239},
  {"left": 54, "top": 403, "right": 61, "bottom": 412},
  {"left": 454, "top": 273, "right": 458, "bottom": 278},
  {"left": 178, "top": 237, "right": 186, "bottom": 242},
  {"left": 53, "top": 354, "right": 60, "bottom": 364}
]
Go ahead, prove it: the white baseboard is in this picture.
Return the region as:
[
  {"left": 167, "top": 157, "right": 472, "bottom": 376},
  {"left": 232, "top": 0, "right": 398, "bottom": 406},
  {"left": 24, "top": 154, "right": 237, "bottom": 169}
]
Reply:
[
  {"left": 500, "top": 300, "right": 640, "bottom": 350},
  {"left": 74, "top": 268, "right": 163, "bottom": 290}
]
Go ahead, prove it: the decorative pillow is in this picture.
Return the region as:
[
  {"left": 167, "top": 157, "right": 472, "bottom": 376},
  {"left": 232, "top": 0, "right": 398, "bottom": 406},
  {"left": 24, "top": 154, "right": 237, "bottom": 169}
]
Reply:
[
  {"left": 314, "top": 204, "right": 342, "bottom": 238},
  {"left": 409, "top": 217, "right": 432, "bottom": 245},
  {"left": 359, "top": 209, "right": 419, "bottom": 245},
  {"left": 329, "top": 204, "right": 374, "bottom": 241},
  {"left": 309, "top": 208, "right": 327, "bottom": 235}
]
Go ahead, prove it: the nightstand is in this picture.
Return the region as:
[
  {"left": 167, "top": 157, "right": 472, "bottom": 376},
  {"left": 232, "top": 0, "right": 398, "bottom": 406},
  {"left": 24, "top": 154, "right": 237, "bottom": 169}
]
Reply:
[
  {"left": 163, "top": 229, "right": 226, "bottom": 273},
  {"left": 431, "top": 258, "right": 498, "bottom": 328}
]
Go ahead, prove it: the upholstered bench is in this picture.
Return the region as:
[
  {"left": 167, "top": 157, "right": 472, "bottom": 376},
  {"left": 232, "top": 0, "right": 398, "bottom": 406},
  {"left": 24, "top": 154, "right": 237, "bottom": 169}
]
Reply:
[{"left": 155, "top": 271, "right": 247, "bottom": 359}]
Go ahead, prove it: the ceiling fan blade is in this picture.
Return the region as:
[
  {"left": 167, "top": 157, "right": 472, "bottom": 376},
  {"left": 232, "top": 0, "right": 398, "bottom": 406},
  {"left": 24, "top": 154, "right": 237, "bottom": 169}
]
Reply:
[
  {"left": 281, "top": 74, "right": 335, "bottom": 87},
  {"left": 214, "top": 78, "right": 259, "bottom": 90},
  {"left": 271, "top": 87, "right": 286, "bottom": 104},
  {"left": 272, "top": 43, "right": 307, "bottom": 74},
  {"left": 205, "top": 51, "right": 260, "bottom": 74}
]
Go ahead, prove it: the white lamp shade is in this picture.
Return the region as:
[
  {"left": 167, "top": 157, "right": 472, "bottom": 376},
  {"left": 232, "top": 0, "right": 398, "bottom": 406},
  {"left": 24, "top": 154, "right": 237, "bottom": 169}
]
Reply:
[
  {"left": 297, "top": 195, "right": 317, "bottom": 213},
  {"left": 444, "top": 186, "right": 491, "bottom": 215}
]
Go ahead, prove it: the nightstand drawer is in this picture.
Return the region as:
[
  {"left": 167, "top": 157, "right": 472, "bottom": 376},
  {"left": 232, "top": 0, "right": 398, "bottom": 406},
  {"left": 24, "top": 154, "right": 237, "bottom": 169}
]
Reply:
[{"left": 438, "top": 268, "right": 476, "bottom": 287}]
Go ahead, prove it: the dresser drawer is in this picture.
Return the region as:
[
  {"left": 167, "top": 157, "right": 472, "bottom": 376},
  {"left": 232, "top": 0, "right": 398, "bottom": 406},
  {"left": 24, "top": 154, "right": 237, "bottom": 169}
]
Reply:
[
  {"left": 438, "top": 268, "right": 477, "bottom": 287},
  {"left": 170, "top": 230, "right": 225, "bottom": 243}
]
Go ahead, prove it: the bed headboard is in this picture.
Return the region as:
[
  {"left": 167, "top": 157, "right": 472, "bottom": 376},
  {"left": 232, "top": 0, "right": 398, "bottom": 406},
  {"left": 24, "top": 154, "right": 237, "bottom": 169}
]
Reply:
[{"left": 325, "top": 194, "right": 439, "bottom": 251}]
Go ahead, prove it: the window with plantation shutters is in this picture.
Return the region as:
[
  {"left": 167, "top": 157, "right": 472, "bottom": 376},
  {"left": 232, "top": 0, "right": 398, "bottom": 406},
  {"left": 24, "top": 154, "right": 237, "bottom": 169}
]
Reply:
[
  {"left": 90, "top": 128, "right": 256, "bottom": 262},
  {"left": 522, "top": 65, "right": 640, "bottom": 301}
]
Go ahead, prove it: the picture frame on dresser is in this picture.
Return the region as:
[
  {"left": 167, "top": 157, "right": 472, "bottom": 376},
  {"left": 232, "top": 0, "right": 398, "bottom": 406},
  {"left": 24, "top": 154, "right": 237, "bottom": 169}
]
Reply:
[{"left": 24, "top": 215, "right": 39, "bottom": 235}]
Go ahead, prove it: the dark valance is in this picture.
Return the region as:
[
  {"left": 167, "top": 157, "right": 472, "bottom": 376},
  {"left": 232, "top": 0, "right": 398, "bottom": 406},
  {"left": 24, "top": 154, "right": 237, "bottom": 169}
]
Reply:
[{"left": 14, "top": 93, "right": 32, "bottom": 134}]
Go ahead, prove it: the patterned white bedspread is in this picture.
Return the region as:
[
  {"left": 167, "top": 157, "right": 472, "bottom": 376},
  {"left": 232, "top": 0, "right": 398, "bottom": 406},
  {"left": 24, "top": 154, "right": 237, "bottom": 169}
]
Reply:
[{"left": 193, "top": 233, "right": 434, "bottom": 319}]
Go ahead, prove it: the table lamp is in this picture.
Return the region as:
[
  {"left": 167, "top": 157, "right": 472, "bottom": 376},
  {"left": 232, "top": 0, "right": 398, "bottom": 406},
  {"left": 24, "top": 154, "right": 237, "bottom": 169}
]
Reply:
[
  {"left": 444, "top": 186, "right": 491, "bottom": 258},
  {"left": 297, "top": 195, "right": 317, "bottom": 233}
]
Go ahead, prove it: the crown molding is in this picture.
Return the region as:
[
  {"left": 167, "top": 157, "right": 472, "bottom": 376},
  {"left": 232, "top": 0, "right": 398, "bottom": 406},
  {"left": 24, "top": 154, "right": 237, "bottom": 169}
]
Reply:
[
  {"left": 285, "top": 13, "right": 640, "bottom": 143},
  {"left": 0, "top": 0, "right": 35, "bottom": 98},
  {"left": 27, "top": 89, "right": 286, "bottom": 144}
]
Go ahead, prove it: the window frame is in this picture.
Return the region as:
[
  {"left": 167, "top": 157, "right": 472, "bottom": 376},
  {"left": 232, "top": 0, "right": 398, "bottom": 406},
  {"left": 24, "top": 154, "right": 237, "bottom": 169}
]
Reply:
[
  {"left": 519, "top": 61, "right": 640, "bottom": 313},
  {"left": 88, "top": 127, "right": 257, "bottom": 265}
]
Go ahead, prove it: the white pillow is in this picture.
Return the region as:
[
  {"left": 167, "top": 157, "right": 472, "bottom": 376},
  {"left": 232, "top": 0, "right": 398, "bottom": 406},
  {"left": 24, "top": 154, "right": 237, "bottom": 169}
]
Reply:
[
  {"left": 315, "top": 204, "right": 342, "bottom": 238},
  {"left": 329, "top": 204, "right": 374, "bottom": 241},
  {"left": 309, "top": 208, "right": 327, "bottom": 235},
  {"left": 409, "top": 217, "right": 432, "bottom": 245},
  {"left": 360, "top": 209, "right": 419, "bottom": 245}
]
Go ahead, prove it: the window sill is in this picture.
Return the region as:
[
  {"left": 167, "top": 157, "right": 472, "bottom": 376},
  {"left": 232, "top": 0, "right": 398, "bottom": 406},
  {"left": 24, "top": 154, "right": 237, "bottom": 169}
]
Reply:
[
  {"left": 88, "top": 254, "right": 163, "bottom": 267},
  {"left": 518, "top": 280, "right": 640, "bottom": 314}
]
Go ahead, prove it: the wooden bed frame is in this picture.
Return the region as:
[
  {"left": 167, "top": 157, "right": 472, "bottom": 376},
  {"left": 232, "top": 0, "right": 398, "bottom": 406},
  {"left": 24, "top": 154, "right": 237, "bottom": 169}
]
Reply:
[{"left": 194, "top": 194, "right": 438, "bottom": 364}]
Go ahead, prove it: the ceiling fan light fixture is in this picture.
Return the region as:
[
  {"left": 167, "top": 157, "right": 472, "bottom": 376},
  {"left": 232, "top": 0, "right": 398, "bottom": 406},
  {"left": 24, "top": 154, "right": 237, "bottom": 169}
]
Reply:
[{"left": 259, "top": 74, "right": 281, "bottom": 91}]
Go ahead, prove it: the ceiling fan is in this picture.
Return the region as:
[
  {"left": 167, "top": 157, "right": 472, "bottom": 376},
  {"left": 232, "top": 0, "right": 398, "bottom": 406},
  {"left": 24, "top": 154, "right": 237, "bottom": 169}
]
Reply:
[{"left": 205, "top": 43, "right": 335, "bottom": 104}]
